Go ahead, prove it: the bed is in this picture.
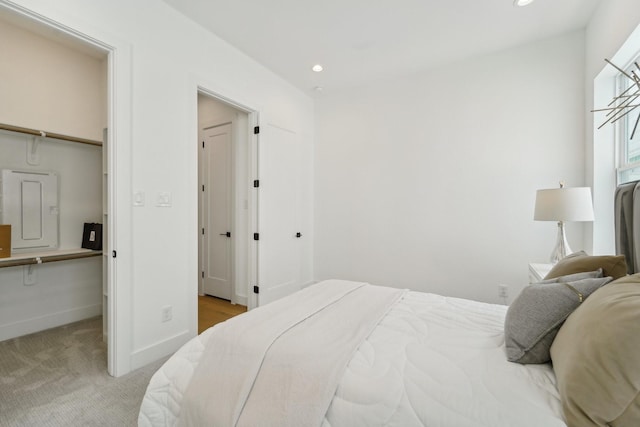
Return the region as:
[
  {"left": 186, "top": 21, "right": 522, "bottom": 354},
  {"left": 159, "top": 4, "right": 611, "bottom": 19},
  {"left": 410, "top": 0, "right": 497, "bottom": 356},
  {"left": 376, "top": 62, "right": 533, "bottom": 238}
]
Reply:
[
  {"left": 139, "top": 184, "right": 640, "bottom": 427},
  {"left": 139, "top": 280, "right": 570, "bottom": 426}
]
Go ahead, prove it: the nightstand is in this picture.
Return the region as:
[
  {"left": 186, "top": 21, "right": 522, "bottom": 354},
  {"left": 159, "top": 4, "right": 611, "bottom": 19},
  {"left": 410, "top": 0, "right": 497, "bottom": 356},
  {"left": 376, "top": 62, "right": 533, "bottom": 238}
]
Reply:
[{"left": 528, "top": 263, "right": 553, "bottom": 283}]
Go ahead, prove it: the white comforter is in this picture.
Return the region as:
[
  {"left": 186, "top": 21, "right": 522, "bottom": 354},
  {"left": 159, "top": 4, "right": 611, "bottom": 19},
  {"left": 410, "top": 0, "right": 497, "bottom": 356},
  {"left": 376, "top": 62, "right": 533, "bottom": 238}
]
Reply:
[
  {"left": 180, "top": 281, "right": 405, "bottom": 426},
  {"left": 139, "top": 287, "right": 566, "bottom": 427}
]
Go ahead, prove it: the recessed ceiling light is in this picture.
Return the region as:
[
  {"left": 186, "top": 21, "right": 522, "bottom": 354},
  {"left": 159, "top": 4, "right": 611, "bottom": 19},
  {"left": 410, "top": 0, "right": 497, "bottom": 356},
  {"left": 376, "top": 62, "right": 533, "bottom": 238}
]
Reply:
[
  {"left": 312, "top": 64, "right": 323, "bottom": 72},
  {"left": 513, "top": 0, "right": 535, "bottom": 6}
]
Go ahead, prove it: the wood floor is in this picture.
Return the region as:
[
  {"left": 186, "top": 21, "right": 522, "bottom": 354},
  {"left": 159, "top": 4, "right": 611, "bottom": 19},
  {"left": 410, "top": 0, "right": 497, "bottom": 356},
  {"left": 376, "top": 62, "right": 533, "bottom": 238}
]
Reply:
[{"left": 198, "top": 295, "right": 247, "bottom": 334}]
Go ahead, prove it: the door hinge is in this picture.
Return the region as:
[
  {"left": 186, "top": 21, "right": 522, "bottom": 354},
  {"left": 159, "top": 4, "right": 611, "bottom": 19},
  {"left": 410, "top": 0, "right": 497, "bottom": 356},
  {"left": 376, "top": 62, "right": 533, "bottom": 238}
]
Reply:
[
  {"left": 253, "top": 233, "right": 259, "bottom": 241},
  {"left": 202, "top": 140, "right": 204, "bottom": 148},
  {"left": 253, "top": 285, "right": 259, "bottom": 294},
  {"left": 202, "top": 184, "right": 204, "bottom": 192},
  {"left": 254, "top": 126, "right": 260, "bottom": 134},
  {"left": 253, "top": 180, "right": 259, "bottom": 188},
  {"left": 112, "top": 250, "right": 117, "bottom": 258},
  {"left": 202, "top": 228, "right": 205, "bottom": 235},
  {"left": 201, "top": 271, "right": 204, "bottom": 279}
]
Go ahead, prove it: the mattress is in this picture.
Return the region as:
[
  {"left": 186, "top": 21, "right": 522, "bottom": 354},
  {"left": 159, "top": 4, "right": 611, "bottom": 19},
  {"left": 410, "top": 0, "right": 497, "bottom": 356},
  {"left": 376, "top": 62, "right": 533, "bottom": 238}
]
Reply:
[{"left": 138, "top": 289, "right": 566, "bottom": 426}]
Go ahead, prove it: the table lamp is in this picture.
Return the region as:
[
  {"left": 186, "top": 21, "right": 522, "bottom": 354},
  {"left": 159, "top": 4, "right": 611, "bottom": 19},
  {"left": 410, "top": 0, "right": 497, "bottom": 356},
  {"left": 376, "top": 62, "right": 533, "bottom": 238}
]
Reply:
[{"left": 534, "top": 183, "right": 595, "bottom": 264}]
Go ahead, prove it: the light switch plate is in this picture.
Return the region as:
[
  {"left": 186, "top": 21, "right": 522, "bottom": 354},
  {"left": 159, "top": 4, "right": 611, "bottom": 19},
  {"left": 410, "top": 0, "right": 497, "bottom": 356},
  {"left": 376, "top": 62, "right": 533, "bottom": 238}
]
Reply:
[
  {"left": 133, "top": 191, "right": 145, "bottom": 207},
  {"left": 157, "top": 191, "right": 172, "bottom": 207}
]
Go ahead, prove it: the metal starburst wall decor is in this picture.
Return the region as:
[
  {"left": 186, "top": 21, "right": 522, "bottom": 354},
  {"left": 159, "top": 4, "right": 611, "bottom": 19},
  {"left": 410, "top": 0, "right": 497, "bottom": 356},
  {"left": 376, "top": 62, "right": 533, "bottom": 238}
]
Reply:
[{"left": 593, "top": 59, "right": 640, "bottom": 139}]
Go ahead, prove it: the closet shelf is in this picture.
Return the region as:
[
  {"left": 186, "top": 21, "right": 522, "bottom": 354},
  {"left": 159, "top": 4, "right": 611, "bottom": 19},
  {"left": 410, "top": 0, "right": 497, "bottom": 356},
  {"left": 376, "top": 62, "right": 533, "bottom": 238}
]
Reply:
[
  {"left": 0, "top": 248, "right": 102, "bottom": 268},
  {"left": 0, "top": 122, "right": 102, "bottom": 147}
]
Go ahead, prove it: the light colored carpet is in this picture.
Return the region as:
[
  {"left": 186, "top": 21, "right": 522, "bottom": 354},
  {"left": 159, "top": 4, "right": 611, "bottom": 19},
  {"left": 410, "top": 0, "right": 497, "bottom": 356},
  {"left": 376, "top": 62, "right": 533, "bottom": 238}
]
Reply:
[{"left": 0, "top": 317, "right": 167, "bottom": 427}]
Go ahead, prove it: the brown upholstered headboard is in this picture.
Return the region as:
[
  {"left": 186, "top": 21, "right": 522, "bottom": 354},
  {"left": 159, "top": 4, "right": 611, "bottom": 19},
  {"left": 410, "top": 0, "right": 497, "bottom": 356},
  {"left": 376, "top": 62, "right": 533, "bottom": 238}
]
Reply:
[{"left": 614, "top": 181, "right": 640, "bottom": 274}]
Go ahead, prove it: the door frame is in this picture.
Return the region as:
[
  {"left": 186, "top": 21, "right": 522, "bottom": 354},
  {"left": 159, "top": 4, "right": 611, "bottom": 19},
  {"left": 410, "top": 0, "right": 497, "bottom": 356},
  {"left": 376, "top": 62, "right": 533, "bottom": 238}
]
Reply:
[
  {"left": 199, "top": 120, "right": 235, "bottom": 301},
  {"left": 0, "top": 1, "right": 134, "bottom": 376},
  {"left": 192, "top": 85, "right": 260, "bottom": 339}
]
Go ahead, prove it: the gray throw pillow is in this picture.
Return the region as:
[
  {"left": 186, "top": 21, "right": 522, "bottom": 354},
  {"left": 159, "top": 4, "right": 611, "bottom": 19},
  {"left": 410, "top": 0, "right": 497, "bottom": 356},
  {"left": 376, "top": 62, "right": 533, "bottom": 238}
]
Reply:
[{"left": 504, "top": 272, "right": 612, "bottom": 364}]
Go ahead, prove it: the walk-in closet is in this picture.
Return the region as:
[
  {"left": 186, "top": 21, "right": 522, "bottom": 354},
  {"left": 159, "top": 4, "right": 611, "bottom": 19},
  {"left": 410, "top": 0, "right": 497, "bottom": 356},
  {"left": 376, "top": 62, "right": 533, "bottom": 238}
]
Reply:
[{"left": 0, "top": 11, "right": 108, "bottom": 352}]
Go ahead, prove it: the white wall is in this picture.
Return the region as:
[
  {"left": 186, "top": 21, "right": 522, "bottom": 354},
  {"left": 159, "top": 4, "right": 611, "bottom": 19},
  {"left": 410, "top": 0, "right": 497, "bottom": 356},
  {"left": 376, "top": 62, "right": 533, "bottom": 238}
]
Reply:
[
  {"left": 585, "top": 0, "right": 640, "bottom": 255},
  {"left": 315, "top": 32, "right": 586, "bottom": 304},
  {"left": 0, "top": 18, "right": 104, "bottom": 341},
  {"left": 3, "top": 0, "right": 314, "bottom": 373}
]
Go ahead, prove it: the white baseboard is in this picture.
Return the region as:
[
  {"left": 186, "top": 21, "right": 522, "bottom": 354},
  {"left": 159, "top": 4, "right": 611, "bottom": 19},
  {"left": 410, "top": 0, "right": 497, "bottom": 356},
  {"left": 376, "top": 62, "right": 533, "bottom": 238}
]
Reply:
[
  {"left": 200, "top": 293, "right": 247, "bottom": 306},
  {"left": 234, "top": 293, "right": 248, "bottom": 306},
  {"left": 0, "top": 303, "right": 102, "bottom": 342},
  {"left": 130, "top": 330, "right": 192, "bottom": 371}
]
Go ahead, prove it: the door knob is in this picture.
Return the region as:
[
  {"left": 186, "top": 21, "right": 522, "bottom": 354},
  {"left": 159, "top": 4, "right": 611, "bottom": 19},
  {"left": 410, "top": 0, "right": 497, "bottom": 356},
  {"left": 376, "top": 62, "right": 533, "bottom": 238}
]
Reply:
[
  {"left": 296, "top": 232, "right": 302, "bottom": 238},
  {"left": 219, "top": 232, "right": 231, "bottom": 237}
]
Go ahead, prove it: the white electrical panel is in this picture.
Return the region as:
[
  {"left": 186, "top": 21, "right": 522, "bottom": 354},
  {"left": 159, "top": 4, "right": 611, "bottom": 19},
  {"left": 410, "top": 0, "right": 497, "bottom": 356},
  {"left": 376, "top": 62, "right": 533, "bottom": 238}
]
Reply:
[{"left": 0, "top": 169, "right": 59, "bottom": 251}]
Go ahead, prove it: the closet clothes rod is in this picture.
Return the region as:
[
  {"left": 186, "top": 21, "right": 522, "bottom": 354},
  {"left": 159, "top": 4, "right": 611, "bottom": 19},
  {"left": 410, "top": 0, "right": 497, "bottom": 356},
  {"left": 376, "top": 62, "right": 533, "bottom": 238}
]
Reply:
[
  {"left": 0, "top": 250, "right": 102, "bottom": 269},
  {"left": 0, "top": 123, "right": 102, "bottom": 147}
]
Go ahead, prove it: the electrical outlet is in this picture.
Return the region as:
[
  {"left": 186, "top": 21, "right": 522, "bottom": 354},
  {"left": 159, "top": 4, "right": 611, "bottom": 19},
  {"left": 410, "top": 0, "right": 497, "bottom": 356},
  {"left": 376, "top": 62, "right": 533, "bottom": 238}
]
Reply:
[
  {"left": 161, "top": 305, "right": 172, "bottom": 322},
  {"left": 498, "top": 284, "right": 509, "bottom": 299}
]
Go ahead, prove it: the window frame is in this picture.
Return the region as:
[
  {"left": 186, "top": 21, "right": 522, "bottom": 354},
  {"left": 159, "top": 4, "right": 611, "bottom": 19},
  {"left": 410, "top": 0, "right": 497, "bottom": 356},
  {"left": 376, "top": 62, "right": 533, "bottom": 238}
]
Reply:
[{"left": 615, "top": 55, "right": 640, "bottom": 185}]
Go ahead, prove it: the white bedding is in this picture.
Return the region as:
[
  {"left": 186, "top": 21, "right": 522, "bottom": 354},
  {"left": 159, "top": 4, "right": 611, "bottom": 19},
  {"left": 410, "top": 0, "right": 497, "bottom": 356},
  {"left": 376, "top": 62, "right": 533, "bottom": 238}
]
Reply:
[
  {"left": 180, "top": 281, "right": 405, "bottom": 426},
  {"left": 139, "top": 286, "right": 567, "bottom": 427}
]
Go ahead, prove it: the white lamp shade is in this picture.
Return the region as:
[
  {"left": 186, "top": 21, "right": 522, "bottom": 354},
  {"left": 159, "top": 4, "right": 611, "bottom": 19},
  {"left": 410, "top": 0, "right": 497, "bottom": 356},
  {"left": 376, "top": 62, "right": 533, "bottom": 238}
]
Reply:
[{"left": 534, "top": 187, "right": 595, "bottom": 222}]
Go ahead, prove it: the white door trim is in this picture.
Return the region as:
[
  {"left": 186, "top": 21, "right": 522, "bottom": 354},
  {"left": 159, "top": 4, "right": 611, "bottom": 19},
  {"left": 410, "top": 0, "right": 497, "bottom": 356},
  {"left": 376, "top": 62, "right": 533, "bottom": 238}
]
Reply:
[{"left": 190, "top": 83, "right": 260, "bottom": 336}]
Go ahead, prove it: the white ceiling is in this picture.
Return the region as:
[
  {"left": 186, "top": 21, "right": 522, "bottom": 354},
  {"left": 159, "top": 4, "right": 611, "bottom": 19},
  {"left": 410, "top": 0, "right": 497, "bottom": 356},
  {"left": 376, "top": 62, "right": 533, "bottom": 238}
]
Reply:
[{"left": 162, "top": 0, "right": 601, "bottom": 95}]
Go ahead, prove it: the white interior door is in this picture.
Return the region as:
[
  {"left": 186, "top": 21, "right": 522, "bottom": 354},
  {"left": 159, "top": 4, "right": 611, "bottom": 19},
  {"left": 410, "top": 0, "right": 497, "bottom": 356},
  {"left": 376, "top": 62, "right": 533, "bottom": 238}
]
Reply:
[
  {"left": 202, "top": 123, "right": 233, "bottom": 300},
  {"left": 257, "top": 123, "right": 302, "bottom": 305}
]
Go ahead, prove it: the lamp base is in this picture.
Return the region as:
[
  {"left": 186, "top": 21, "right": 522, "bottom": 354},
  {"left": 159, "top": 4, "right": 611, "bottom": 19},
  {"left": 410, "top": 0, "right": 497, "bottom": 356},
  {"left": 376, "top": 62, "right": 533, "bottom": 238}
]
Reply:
[{"left": 550, "top": 221, "right": 572, "bottom": 264}]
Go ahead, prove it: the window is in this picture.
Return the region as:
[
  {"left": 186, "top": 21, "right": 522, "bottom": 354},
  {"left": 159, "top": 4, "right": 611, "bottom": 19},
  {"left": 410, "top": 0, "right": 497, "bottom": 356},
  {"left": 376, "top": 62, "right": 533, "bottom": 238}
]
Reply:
[{"left": 616, "top": 57, "right": 640, "bottom": 185}]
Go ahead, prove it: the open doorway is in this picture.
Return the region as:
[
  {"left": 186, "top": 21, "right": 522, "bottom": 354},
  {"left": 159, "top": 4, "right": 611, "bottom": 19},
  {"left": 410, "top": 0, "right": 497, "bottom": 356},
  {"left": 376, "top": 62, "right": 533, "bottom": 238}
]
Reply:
[
  {"left": 197, "top": 92, "right": 253, "bottom": 332},
  {"left": 0, "top": 6, "right": 114, "bottom": 373}
]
